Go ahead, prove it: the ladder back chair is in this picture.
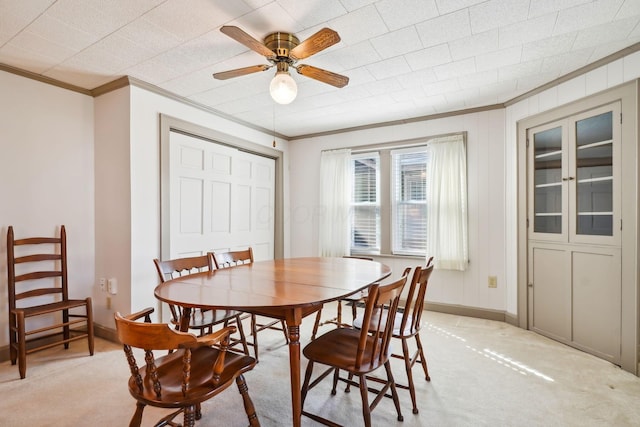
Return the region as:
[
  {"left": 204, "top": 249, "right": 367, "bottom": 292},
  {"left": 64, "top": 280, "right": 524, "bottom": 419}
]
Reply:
[
  {"left": 211, "top": 247, "right": 289, "bottom": 362},
  {"left": 153, "top": 255, "right": 249, "bottom": 355},
  {"left": 310, "top": 256, "right": 373, "bottom": 340},
  {"left": 353, "top": 258, "right": 435, "bottom": 414},
  {"left": 6, "top": 225, "right": 94, "bottom": 379},
  {"left": 114, "top": 307, "right": 260, "bottom": 427},
  {"left": 300, "top": 273, "right": 408, "bottom": 427}
]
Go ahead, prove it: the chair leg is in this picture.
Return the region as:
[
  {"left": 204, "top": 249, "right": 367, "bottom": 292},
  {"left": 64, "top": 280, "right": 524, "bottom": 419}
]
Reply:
[
  {"left": 63, "top": 308, "right": 70, "bottom": 349},
  {"left": 129, "top": 402, "right": 145, "bottom": 427},
  {"left": 401, "top": 338, "right": 419, "bottom": 414},
  {"left": 345, "top": 372, "right": 355, "bottom": 393},
  {"left": 17, "top": 311, "right": 26, "bottom": 379},
  {"left": 86, "top": 298, "right": 95, "bottom": 356},
  {"left": 9, "top": 313, "right": 17, "bottom": 365},
  {"left": 358, "top": 374, "right": 372, "bottom": 427},
  {"left": 236, "top": 374, "right": 260, "bottom": 427},
  {"left": 280, "top": 320, "right": 289, "bottom": 343},
  {"left": 385, "top": 361, "right": 404, "bottom": 422},
  {"left": 234, "top": 314, "right": 251, "bottom": 356},
  {"left": 331, "top": 368, "right": 340, "bottom": 395},
  {"left": 250, "top": 314, "right": 260, "bottom": 362},
  {"left": 311, "top": 309, "right": 322, "bottom": 340},
  {"left": 301, "top": 360, "right": 315, "bottom": 406},
  {"left": 415, "top": 334, "right": 430, "bottom": 381}
]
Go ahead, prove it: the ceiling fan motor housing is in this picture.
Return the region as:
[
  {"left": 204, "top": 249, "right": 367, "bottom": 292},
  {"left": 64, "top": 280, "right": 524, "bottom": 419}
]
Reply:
[{"left": 264, "top": 32, "right": 299, "bottom": 64}]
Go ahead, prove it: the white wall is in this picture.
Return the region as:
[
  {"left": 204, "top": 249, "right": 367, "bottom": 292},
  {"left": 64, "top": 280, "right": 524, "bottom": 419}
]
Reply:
[
  {"left": 504, "top": 50, "right": 640, "bottom": 315},
  {"left": 94, "top": 86, "right": 131, "bottom": 327},
  {"left": 0, "top": 70, "right": 95, "bottom": 345},
  {"left": 289, "top": 109, "right": 508, "bottom": 313},
  {"left": 92, "top": 84, "right": 290, "bottom": 323}
]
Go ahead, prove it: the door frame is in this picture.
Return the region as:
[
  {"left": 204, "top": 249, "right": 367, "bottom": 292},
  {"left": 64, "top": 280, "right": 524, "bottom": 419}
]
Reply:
[
  {"left": 516, "top": 81, "right": 638, "bottom": 375},
  {"left": 159, "top": 114, "right": 285, "bottom": 261}
]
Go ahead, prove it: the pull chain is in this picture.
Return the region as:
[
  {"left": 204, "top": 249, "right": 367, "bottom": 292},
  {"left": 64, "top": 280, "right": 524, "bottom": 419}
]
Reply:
[{"left": 272, "top": 107, "right": 277, "bottom": 148}]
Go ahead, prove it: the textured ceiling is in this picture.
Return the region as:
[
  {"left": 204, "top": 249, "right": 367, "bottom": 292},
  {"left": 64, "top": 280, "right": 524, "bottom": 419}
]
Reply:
[{"left": 2, "top": 0, "right": 640, "bottom": 138}]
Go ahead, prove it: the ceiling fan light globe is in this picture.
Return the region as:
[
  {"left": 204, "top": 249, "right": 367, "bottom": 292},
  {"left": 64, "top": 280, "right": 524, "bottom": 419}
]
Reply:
[{"left": 270, "top": 71, "right": 297, "bottom": 104}]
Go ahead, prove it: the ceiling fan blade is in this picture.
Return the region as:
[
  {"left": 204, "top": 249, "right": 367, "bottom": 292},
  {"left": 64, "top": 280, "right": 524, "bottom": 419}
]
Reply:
[
  {"left": 290, "top": 28, "right": 341, "bottom": 60},
  {"left": 296, "top": 64, "right": 349, "bottom": 88},
  {"left": 220, "top": 26, "right": 276, "bottom": 59},
  {"left": 213, "top": 65, "right": 271, "bottom": 80}
]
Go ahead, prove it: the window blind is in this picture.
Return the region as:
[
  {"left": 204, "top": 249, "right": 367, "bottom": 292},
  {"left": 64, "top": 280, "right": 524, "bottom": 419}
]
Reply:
[
  {"left": 351, "top": 153, "right": 380, "bottom": 253},
  {"left": 391, "top": 147, "right": 429, "bottom": 255}
]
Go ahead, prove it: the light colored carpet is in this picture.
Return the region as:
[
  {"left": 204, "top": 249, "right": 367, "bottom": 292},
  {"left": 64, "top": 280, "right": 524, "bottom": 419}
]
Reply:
[{"left": 1, "top": 307, "right": 639, "bottom": 426}]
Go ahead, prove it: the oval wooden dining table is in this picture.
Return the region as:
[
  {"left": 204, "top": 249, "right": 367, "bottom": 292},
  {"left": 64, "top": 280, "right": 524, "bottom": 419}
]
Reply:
[{"left": 154, "top": 256, "right": 391, "bottom": 427}]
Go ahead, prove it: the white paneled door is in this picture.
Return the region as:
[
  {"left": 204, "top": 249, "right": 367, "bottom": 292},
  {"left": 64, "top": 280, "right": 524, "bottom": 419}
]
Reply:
[{"left": 168, "top": 131, "right": 275, "bottom": 261}]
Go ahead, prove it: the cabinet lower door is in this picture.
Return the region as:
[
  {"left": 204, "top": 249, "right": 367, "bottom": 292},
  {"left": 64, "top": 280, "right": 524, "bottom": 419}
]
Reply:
[{"left": 529, "top": 242, "right": 621, "bottom": 365}]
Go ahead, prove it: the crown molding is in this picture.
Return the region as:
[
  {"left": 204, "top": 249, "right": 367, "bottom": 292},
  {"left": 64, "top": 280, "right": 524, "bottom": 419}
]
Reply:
[
  {"left": 0, "top": 63, "right": 92, "bottom": 95},
  {"left": 288, "top": 104, "right": 504, "bottom": 141},
  {"left": 504, "top": 41, "right": 640, "bottom": 107}
]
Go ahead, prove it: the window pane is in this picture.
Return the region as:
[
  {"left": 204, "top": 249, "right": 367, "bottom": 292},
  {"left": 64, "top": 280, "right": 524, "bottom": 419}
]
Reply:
[
  {"left": 351, "top": 154, "right": 380, "bottom": 253},
  {"left": 392, "top": 148, "right": 428, "bottom": 255}
]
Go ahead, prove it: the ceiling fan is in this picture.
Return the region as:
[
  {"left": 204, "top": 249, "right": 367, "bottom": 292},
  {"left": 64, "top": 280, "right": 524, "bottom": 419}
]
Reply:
[{"left": 213, "top": 26, "right": 349, "bottom": 104}]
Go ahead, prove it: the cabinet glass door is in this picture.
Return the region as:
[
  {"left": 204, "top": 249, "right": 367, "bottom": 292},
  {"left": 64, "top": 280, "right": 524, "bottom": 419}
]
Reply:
[
  {"left": 574, "top": 111, "right": 613, "bottom": 236},
  {"left": 532, "top": 125, "right": 565, "bottom": 235}
]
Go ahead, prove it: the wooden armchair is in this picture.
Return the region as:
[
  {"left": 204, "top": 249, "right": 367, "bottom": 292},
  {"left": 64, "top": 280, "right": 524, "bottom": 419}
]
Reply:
[
  {"left": 6, "top": 225, "right": 94, "bottom": 379},
  {"left": 153, "top": 255, "right": 249, "bottom": 355},
  {"left": 211, "top": 248, "right": 289, "bottom": 361},
  {"left": 301, "top": 273, "right": 408, "bottom": 426},
  {"left": 114, "top": 307, "right": 260, "bottom": 427}
]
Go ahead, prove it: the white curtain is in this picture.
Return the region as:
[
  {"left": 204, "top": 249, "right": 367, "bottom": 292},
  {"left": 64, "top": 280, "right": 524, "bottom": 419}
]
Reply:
[
  {"left": 426, "top": 134, "right": 468, "bottom": 270},
  {"left": 318, "top": 148, "right": 352, "bottom": 257}
]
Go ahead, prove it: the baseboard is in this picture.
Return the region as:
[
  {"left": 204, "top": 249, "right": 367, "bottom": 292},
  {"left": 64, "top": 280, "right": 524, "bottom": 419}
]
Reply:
[
  {"left": 94, "top": 323, "right": 119, "bottom": 343},
  {"left": 424, "top": 302, "right": 507, "bottom": 322},
  {"left": 505, "top": 312, "right": 519, "bottom": 327},
  {"left": 0, "top": 323, "right": 119, "bottom": 363}
]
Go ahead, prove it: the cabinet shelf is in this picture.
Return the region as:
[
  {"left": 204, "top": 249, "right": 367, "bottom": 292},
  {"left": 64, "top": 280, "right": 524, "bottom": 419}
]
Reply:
[
  {"left": 577, "top": 212, "right": 613, "bottom": 216},
  {"left": 535, "top": 150, "right": 562, "bottom": 159},
  {"left": 577, "top": 176, "right": 612, "bottom": 184},
  {"left": 535, "top": 182, "right": 562, "bottom": 188},
  {"left": 577, "top": 139, "right": 613, "bottom": 150}
]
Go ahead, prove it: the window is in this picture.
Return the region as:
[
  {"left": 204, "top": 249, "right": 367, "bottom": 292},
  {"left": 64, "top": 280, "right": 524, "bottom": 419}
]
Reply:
[
  {"left": 351, "top": 153, "right": 380, "bottom": 253},
  {"left": 391, "top": 147, "right": 429, "bottom": 255},
  {"left": 348, "top": 133, "right": 467, "bottom": 269},
  {"left": 350, "top": 146, "right": 430, "bottom": 256}
]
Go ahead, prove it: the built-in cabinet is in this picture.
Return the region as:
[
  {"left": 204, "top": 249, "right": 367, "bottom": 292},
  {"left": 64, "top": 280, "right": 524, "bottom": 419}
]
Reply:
[
  {"left": 518, "top": 82, "right": 638, "bottom": 374},
  {"left": 527, "top": 102, "right": 621, "bottom": 365}
]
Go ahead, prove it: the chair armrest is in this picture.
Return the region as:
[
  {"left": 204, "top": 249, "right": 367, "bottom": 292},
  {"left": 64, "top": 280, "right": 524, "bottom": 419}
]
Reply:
[
  {"left": 123, "top": 307, "right": 155, "bottom": 322},
  {"left": 180, "top": 326, "right": 237, "bottom": 349}
]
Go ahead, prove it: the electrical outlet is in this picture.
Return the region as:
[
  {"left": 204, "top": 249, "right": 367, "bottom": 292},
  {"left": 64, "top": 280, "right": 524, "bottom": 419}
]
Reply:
[
  {"left": 99, "top": 278, "right": 106, "bottom": 291},
  {"left": 488, "top": 276, "right": 498, "bottom": 288},
  {"left": 108, "top": 278, "right": 118, "bottom": 295}
]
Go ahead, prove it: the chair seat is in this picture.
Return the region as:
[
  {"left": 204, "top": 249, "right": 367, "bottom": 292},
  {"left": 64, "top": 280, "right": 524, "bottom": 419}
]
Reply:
[
  {"left": 130, "top": 345, "right": 256, "bottom": 407},
  {"left": 303, "top": 327, "right": 387, "bottom": 374},
  {"left": 12, "top": 298, "right": 90, "bottom": 318}
]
